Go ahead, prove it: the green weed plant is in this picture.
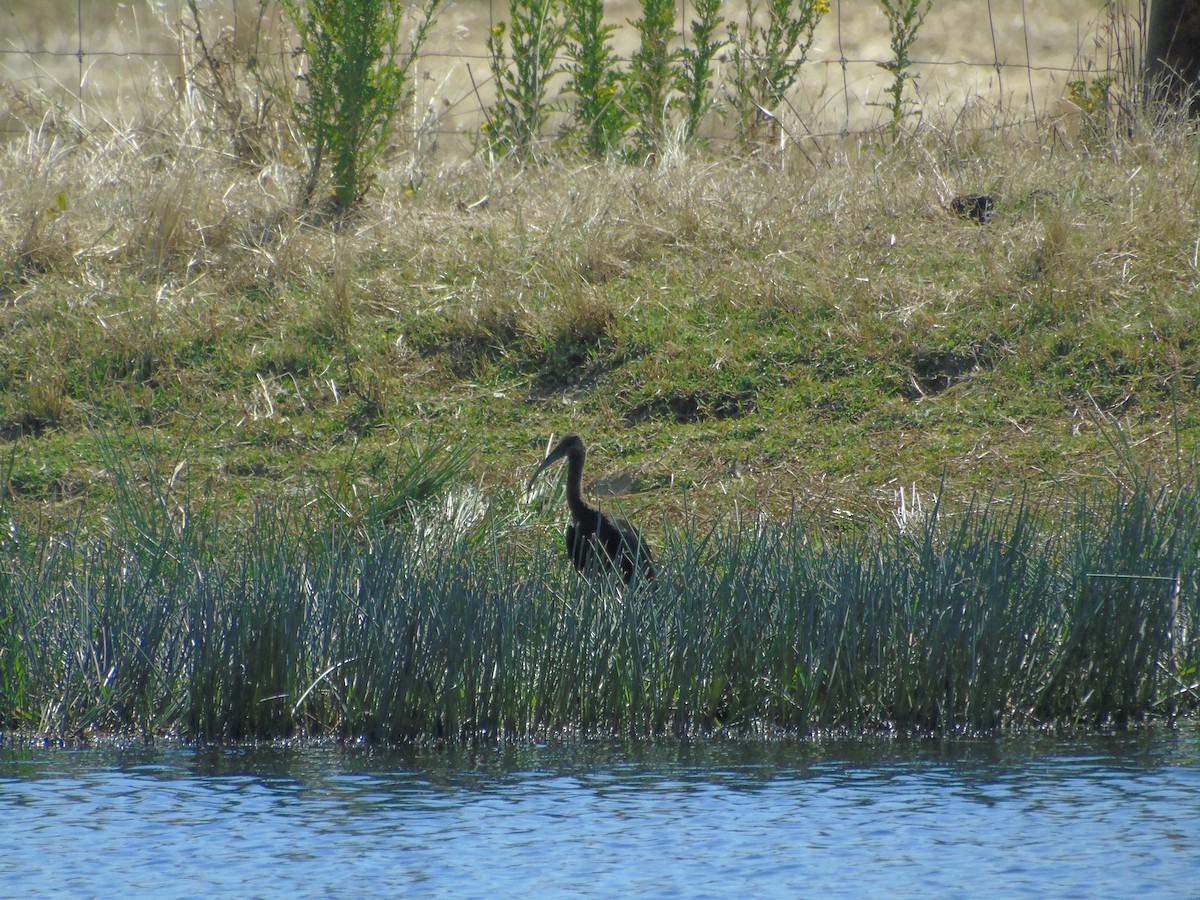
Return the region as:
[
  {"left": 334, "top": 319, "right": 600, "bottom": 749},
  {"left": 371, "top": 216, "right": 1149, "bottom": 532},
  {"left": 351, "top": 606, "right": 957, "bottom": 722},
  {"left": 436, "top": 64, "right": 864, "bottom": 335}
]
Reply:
[
  {"left": 727, "top": 0, "right": 829, "bottom": 143},
  {"left": 279, "top": 0, "right": 440, "bottom": 211},
  {"left": 561, "top": 0, "right": 628, "bottom": 157},
  {"left": 484, "top": 0, "right": 567, "bottom": 161},
  {"left": 680, "top": 0, "right": 725, "bottom": 142},
  {"left": 1067, "top": 74, "right": 1116, "bottom": 145},
  {"left": 627, "top": 0, "right": 680, "bottom": 157},
  {"left": 877, "top": 0, "right": 933, "bottom": 132}
]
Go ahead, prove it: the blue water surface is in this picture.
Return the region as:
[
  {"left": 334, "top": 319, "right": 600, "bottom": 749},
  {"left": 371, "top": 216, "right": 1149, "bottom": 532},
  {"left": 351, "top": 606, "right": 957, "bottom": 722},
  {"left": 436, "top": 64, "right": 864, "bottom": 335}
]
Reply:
[{"left": 2, "top": 728, "right": 1198, "bottom": 898}]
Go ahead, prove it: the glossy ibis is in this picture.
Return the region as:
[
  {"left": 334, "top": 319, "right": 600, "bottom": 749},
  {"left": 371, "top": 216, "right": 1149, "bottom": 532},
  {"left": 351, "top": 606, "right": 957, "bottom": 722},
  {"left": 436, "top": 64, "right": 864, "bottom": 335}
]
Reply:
[{"left": 528, "top": 433, "right": 655, "bottom": 584}]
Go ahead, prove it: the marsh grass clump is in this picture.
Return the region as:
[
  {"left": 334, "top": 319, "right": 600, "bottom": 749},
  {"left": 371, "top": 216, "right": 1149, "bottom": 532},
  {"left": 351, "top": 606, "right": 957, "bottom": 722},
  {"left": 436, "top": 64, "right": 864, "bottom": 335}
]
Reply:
[
  {"left": 540, "top": 288, "right": 618, "bottom": 375},
  {"left": 429, "top": 298, "right": 530, "bottom": 375},
  {"left": 20, "top": 377, "right": 71, "bottom": 435},
  {"left": 1, "top": 437, "right": 1195, "bottom": 743}
]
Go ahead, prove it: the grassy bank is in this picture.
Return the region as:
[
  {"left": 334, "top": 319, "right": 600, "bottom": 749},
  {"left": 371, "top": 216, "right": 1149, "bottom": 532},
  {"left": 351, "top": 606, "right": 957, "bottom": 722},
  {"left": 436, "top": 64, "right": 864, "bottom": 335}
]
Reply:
[
  {"left": 3, "top": 5, "right": 1200, "bottom": 740},
  {"left": 1, "top": 449, "right": 1196, "bottom": 742},
  {"left": 3, "top": 119, "right": 1199, "bottom": 528}
]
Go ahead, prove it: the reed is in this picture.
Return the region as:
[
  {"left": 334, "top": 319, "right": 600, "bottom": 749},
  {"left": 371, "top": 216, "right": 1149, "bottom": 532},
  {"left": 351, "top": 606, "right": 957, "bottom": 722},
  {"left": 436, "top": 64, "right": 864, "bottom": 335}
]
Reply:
[{"left": 1, "top": 447, "right": 1195, "bottom": 744}]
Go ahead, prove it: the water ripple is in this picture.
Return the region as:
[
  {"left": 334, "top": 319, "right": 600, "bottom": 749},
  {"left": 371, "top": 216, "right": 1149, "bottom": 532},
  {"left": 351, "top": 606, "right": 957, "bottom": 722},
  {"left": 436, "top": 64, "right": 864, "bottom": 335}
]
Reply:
[{"left": 2, "top": 729, "right": 1198, "bottom": 898}]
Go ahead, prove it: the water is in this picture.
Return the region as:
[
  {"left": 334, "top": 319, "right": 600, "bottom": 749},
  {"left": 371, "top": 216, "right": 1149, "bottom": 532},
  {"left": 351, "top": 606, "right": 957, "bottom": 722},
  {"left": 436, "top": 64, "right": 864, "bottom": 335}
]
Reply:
[{"left": 3, "top": 728, "right": 1199, "bottom": 898}]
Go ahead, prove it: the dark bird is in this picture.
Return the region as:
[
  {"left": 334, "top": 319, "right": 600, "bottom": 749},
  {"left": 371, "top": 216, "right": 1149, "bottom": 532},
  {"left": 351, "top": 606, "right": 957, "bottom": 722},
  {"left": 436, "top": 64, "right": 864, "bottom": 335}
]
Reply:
[
  {"left": 948, "top": 193, "right": 995, "bottom": 224},
  {"left": 528, "top": 433, "right": 655, "bottom": 584}
]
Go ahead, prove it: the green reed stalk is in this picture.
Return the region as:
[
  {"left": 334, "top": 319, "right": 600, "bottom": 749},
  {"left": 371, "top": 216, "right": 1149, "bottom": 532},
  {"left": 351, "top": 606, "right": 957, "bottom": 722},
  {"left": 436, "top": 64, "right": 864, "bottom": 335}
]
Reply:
[{"left": 1, "top": 456, "right": 1195, "bottom": 742}]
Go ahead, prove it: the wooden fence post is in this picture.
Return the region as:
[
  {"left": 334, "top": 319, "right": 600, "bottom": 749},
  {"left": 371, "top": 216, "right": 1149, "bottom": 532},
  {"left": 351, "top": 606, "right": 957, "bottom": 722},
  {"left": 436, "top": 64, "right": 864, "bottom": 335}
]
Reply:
[{"left": 1146, "top": 0, "right": 1200, "bottom": 110}]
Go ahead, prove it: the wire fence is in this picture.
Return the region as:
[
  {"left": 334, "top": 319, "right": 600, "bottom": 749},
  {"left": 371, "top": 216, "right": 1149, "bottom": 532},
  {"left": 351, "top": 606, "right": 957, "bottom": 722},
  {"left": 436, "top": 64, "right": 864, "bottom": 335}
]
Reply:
[{"left": 0, "top": 0, "right": 1134, "bottom": 151}]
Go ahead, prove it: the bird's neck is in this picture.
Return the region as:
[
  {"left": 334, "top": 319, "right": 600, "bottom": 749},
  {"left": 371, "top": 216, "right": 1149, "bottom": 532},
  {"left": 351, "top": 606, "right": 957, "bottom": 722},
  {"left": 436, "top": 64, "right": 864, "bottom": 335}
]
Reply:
[{"left": 565, "top": 452, "right": 599, "bottom": 522}]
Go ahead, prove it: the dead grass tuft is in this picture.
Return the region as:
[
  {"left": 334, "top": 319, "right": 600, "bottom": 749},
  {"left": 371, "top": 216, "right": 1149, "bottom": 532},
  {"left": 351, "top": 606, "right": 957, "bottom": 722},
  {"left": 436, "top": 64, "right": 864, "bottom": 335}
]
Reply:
[{"left": 438, "top": 297, "right": 530, "bottom": 374}]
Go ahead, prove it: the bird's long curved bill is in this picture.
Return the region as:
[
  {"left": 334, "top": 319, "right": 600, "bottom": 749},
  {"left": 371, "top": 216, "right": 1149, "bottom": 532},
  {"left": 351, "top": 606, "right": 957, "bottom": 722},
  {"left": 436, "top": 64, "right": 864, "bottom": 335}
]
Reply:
[
  {"left": 527, "top": 443, "right": 569, "bottom": 492},
  {"left": 526, "top": 461, "right": 550, "bottom": 493}
]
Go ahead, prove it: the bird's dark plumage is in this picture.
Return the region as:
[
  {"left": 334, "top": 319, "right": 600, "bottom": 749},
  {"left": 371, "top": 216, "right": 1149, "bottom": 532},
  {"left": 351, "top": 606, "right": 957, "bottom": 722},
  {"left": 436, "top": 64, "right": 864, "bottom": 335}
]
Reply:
[{"left": 528, "top": 434, "right": 655, "bottom": 584}]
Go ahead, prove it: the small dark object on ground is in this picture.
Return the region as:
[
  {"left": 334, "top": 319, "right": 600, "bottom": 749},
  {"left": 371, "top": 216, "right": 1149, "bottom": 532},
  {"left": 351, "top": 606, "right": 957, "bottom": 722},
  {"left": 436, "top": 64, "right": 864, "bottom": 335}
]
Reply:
[{"left": 949, "top": 194, "right": 995, "bottom": 223}]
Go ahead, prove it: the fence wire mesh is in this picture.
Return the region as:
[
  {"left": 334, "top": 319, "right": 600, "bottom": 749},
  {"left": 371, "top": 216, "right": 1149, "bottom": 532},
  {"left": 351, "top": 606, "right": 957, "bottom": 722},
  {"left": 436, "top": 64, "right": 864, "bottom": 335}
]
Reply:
[{"left": 0, "top": 0, "right": 1138, "bottom": 153}]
